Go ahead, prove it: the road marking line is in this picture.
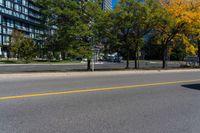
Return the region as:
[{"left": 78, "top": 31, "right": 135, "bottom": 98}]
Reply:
[{"left": 0, "top": 79, "right": 199, "bottom": 101}]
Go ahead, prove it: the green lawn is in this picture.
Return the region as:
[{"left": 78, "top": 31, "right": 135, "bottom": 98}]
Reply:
[{"left": 0, "top": 59, "right": 81, "bottom": 64}]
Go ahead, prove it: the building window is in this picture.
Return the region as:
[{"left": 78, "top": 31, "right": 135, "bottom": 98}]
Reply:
[
  {"left": 14, "top": 4, "right": 21, "bottom": 12},
  {"left": 3, "top": 35, "right": 10, "bottom": 45},
  {"left": 0, "top": 0, "right": 4, "bottom": 6},
  {"left": 2, "top": 18, "right": 6, "bottom": 26},
  {"left": 3, "top": 28, "right": 7, "bottom": 34},
  {"left": 7, "top": 19, "right": 14, "bottom": 28},
  {"left": 5, "top": 1, "right": 13, "bottom": 9},
  {"left": 0, "top": 35, "right": 2, "bottom": 43},
  {"left": 22, "top": 7, "right": 28, "bottom": 15},
  {"left": 14, "top": 0, "right": 22, "bottom": 4},
  {"left": 15, "top": 21, "right": 21, "bottom": 29},
  {"left": 22, "top": 0, "right": 28, "bottom": 7}
]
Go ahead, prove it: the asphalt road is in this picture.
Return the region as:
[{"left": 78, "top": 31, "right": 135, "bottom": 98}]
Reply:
[
  {"left": 0, "top": 71, "right": 200, "bottom": 133},
  {"left": 0, "top": 61, "right": 183, "bottom": 73}
]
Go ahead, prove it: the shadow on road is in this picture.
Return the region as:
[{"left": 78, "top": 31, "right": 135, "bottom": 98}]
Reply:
[{"left": 182, "top": 84, "right": 200, "bottom": 90}]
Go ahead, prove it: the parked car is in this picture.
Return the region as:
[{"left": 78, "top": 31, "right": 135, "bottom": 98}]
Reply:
[
  {"left": 184, "top": 56, "right": 199, "bottom": 67},
  {"left": 82, "top": 58, "right": 88, "bottom": 62},
  {"left": 105, "top": 53, "right": 122, "bottom": 63}
]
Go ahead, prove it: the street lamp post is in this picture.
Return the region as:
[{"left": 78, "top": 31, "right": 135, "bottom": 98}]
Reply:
[{"left": 92, "top": 48, "right": 95, "bottom": 72}]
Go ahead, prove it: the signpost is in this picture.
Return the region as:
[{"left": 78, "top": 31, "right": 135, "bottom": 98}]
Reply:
[{"left": 92, "top": 46, "right": 100, "bottom": 72}]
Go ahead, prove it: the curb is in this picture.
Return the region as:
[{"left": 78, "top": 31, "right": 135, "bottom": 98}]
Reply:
[{"left": 0, "top": 69, "right": 199, "bottom": 80}]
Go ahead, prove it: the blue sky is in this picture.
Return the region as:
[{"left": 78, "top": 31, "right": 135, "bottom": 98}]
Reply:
[{"left": 112, "top": 0, "right": 118, "bottom": 8}]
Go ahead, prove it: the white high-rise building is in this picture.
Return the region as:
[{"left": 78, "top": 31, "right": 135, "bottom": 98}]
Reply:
[{"left": 102, "top": 0, "right": 112, "bottom": 10}]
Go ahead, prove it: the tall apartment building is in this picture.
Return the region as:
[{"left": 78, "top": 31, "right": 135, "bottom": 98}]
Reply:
[
  {"left": 0, "top": 0, "right": 43, "bottom": 57},
  {"left": 102, "top": 0, "right": 112, "bottom": 10}
]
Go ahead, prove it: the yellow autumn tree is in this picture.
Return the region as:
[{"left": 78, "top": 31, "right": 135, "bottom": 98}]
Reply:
[
  {"left": 175, "top": 34, "right": 197, "bottom": 55},
  {"left": 159, "top": 0, "right": 200, "bottom": 67},
  {"left": 160, "top": 0, "right": 200, "bottom": 25}
]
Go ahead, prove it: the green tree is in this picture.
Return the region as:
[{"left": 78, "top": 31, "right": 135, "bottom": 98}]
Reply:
[
  {"left": 112, "top": 0, "right": 162, "bottom": 69},
  {"left": 95, "top": 10, "right": 117, "bottom": 57},
  {"left": 19, "top": 38, "right": 36, "bottom": 63},
  {"left": 37, "top": 0, "right": 106, "bottom": 70},
  {"left": 36, "top": 0, "right": 80, "bottom": 60},
  {"left": 10, "top": 30, "right": 24, "bottom": 58},
  {"left": 10, "top": 30, "right": 36, "bottom": 63},
  {"left": 73, "top": 0, "right": 105, "bottom": 70}
]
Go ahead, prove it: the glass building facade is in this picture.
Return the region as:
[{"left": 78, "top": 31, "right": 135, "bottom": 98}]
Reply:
[
  {"left": 0, "top": 0, "right": 43, "bottom": 57},
  {"left": 102, "top": 0, "right": 112, "bottom": 10}
]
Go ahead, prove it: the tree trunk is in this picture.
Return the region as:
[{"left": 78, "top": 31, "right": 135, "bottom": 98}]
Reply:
[
  {"left": 135, "top": 50, "right": 137, "bottom": 69},
  {"left": 162, "top": 45, "right": 167, "bottom": 69},
  {"left": 135, "top": 43, "right": 139, "bottom": 69},
  {"left": 87, "top": 59, "right": 91, "bottom": 71},
  {"left": 126, "top": 57, "right": 130, "bottom": 69},
  {"left": 126, "top": 46, "right": 130, "bottom": 69},
  {"left": 162, "top": 56, "right": 166, "bottom": 69},
  {"left": 61, "top": 51, "right": 65, "bottom": 60},
  {"left": 7, "top": 48, "right": 10, "bottom": 59},
  {"left": 198, "top": 40, "right": 200, "bottom": 67}
]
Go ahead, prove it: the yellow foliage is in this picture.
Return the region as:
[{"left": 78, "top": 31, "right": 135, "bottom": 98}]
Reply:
[
  {"left": 185, "top": 44, "right": 197, "bottom": 55},
  {"left": 160, "top": 0, "right": 200, "bottom": 52},
  {"left": 179, "top": 34, "right": 197, "bottom": 55},
  {"left": 160, "top": 0, "right": 200, "bottom": 26}
]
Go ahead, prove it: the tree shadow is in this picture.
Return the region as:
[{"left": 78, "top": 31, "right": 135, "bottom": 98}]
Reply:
[{"left": 182, "top": 84, "right": 200, "bottom": 91}]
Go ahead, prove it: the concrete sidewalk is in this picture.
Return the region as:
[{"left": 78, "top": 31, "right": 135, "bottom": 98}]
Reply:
[{"left": 0, "top": 69, "right": 199, "bottom": 80}]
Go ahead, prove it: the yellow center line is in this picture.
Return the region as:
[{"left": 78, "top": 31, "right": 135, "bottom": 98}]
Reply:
[{"left": 0, "top": 79, "right": 199, "bottom": 101}]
